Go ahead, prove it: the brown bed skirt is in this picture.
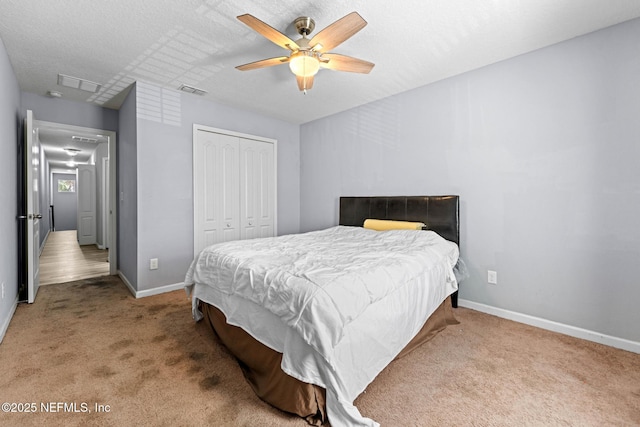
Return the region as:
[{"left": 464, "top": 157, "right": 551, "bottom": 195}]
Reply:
[{"left": 200, "top": 296, "right": 458, "bottom": 426}]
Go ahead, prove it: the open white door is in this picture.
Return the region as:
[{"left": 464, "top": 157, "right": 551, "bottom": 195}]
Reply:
[
  {"left": 25, "top": 110, "right": 41, "bottom": 303},
  {"left": 77, "top": 164, "right": 97, "bottom": 245}
]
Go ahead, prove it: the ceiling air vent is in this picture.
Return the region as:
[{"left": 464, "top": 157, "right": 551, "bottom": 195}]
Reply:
[
  {"left": 72, "top": 136, "right": 98, "bottom": 143},
  {"left": 57, "top": 73, "right": 102, "bottom": 93},
  {"left": 178, "top": 84, "right": 207, "bottom": 96}
]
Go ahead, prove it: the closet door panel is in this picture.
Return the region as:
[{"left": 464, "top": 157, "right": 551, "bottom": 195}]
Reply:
[
  {"left": 194, "top": 130, "right": 239, "bottom": 255},
  {"left": 240, "top": 138, "right": 274, "bottom": 240},
  {"left": 202, "top": 140, "right": 219, "bottom": 248},
  {"left": 257, "top": 143, "right": 275, "bottom": 238},
  {"left": 240, "top": 141, "right": 257, "bottom": 240},
  {"left": 220, "top": 139, "right": 240, "bottom": 242}
]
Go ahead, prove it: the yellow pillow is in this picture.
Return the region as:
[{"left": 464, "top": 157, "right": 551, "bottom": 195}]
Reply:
[{"left": 363, "top": 219, "right": 425, "bottom": 231}]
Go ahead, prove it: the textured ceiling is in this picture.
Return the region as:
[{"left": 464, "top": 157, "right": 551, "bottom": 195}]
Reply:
[{"left": 2, "top": 0, "right": 640, "bottom": 125}]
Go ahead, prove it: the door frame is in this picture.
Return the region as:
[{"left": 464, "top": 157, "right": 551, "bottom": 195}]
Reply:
[
  {"left": 34, "top": 120, "right": 118, "bottom": 277},
  {"left": 101, "top": 157, "right": 109, "bottom": 250}
]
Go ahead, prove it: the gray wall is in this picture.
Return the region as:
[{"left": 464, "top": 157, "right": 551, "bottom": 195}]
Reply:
[
  {"left": 300, "top": 19, "right": 640, "bottom": 343},
  {"left": 180, "top": 88, "right": 301, "bottom": 236},
  {"left": 124, "top": 81, "right": 300, "bottom": 292},
  {"left": 51, "top": 173, "right": 78, "bottom": 231},
  {"left": 21, "top": 93, "right": 118, "bottom": 131},
  {"left": 117, "top": 86, "right": 138, "bottom": 287},
  {"left": 0, "top": 37, "right": 21, "bottom": 340}
]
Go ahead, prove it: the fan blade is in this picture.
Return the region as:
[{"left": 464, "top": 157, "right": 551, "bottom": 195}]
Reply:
[
  {"left": 296, "top": 75, "right": 314, "bottom": 91},
  {"left": 320, "top": 53, "right": 374, "bottom": 74},
  {"left": 236, "top": 56, "right": 290, "bottom": 71},
  {"left": 237, "top": 14, "right": 300, "bottom": 51},
  {"left": 309, "top": 12, "right": 367, "bottom": 52}
]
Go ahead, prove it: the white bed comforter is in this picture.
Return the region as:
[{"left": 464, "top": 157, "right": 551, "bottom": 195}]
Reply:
[{"left": 185, "top": 226, "right": 459, "bottom": 427}]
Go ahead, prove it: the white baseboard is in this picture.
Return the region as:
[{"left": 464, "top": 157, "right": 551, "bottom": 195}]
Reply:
[
  {"left": 117, "top": 271, "right": 136, "bottom": 297},
  {"left": 0, "top": 297, "right": 19, "bottom": 344},
  {"left": 458, "top": 299, "right": 640, "bottom": 354},
  {"left": 117, "top": 271, "right": 185, "bottom": 299},
  {"left": 40, "top": 229, "right": 50, "bottom": 255},
  {"left": 135, "top": 282, "right": 185, "bottom": 298}
]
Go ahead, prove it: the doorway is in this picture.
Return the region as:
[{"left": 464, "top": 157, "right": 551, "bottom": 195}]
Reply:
[{"left": 20, "top": 118, "right": 117, "bottom": 300}]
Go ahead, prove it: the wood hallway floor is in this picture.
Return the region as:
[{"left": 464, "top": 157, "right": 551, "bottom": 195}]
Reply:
[{"left": 39, "top": 230, "right": 110, "bottom": 286}]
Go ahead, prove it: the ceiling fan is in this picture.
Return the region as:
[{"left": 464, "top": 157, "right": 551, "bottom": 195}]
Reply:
[{"left": 236, "top": 12, "right": 374, "bottom": 93}]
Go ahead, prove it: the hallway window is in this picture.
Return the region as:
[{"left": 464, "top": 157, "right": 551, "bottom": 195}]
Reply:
[{"left": 58, "top": 179, "right": 75, "bottom": 192}]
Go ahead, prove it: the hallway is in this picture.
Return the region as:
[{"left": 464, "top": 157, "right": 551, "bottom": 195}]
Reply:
[{"left": 39, "top": 230, "right": 109, "bottom": 286}]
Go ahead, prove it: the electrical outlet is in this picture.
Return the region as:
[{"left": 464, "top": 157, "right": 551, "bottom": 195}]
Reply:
[
  {"left": 487, "top": 270, "right": 498, "bottom": 285},
  {"left": 150, "top": 258, "right": 158, "bottom": 270},
  {"left": 1, "top": 282, "right": 5, "bottom": 299}
]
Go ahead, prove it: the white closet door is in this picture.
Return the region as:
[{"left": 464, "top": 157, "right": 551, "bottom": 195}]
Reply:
[
  {"left": 194, "top": 130, "right": 240, "bottom": 256},
  {"left": 240, "top": 138, "right": 275, "bottom": 240}
]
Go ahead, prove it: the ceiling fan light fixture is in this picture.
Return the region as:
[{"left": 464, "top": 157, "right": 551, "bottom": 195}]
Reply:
[
  {"left": 289, "top": 51, "right": 320, "bottom": 77},
  {"left": 236, "top": 12, "right": 373, "bottom": 91}
]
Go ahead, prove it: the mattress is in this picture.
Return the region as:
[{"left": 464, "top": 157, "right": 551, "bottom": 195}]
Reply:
[{"left": 185, "top": 226, "right": 459, "bottom": 426}]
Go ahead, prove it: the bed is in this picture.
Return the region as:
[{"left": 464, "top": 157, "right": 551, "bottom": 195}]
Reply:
[{"left": 185, "top": 195, "right": 461, "bottom": 426}]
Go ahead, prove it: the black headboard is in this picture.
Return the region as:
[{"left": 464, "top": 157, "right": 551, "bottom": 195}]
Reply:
[
  {"left": 339, "top": 195, "right": 459, "bottom": 245},
  {"left": 339, "top": 195, "right": 460, "bottom": 307}
]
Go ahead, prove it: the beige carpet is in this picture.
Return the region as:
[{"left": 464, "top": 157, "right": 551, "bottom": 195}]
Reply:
[{"left": 1, "top": 276, "right": 638, "bottom": 427}]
